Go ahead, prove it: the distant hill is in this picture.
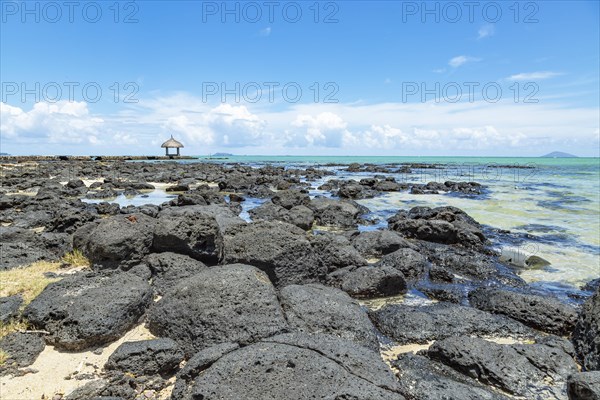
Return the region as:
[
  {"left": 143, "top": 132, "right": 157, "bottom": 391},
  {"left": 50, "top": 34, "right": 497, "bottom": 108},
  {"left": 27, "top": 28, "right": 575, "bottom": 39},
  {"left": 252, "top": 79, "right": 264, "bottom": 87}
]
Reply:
[
  {"left": 541, "top": 151, "right": 577, "bottom": 158},
  {"left": 212, "top": 152, "right": 234, "bottom": 157},
  {"left": 0, "top": 153, "right": 10, "bottom": 156}
]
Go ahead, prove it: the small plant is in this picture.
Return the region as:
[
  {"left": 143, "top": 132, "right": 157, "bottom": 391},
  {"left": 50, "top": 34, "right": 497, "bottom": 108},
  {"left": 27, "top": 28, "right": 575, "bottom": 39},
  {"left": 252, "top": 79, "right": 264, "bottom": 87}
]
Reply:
[{"left": 61, "top": 249, "right": 90, "bottom": 267}]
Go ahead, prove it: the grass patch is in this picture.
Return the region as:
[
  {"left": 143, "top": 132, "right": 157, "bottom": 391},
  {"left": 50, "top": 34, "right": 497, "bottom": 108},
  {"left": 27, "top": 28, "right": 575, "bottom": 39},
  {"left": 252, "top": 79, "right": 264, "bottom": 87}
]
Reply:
[
  {"left": 61, "top": 249, "right": 90, "bottom": 267},
  {"left": 0, "top": 261, "right": 63, "bottom": 305},
  {"left": 0, "top": 320, "right": 30, "bottom": 340}
]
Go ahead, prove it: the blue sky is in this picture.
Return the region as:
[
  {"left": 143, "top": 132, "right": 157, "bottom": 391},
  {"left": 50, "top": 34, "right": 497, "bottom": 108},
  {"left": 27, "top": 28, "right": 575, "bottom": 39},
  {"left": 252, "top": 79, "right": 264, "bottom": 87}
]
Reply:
[{"left": 1, "top": 0, "right": 599, "bottom": 156}]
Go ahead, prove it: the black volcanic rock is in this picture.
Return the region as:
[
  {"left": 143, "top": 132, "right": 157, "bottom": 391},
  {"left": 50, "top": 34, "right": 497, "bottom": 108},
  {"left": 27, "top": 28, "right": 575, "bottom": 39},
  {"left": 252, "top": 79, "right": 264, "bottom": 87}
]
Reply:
[
  {"left": 24, "top": 271, "right": 152, "bottom": 351},
  {"left": 147, "top": 264, "right": 288, "bottom": 357},
  {"left": 469, "top": 287, "right": 578, "bottom": 336},
  {"left": 573, "top": 288, "right": 600, "bottom": 371}
]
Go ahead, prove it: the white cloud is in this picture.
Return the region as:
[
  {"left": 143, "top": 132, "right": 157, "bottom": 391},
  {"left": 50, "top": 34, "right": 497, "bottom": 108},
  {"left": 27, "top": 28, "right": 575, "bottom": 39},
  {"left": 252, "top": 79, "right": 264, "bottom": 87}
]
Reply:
[
  {"left": 449, "top": 55, "right": 480, "bottom": 68},
  {"left": 0, "top": 101, "right": 103, "bottom": 144},
  {"left": 2, "top": 94, "right": 598, "bottom": 156},
  {"left": 478, "top": 24, "right": 495, "bottom": 39},
  {"left": 507, "top": 71, "right": 563, "bottom": 81},
  {"left": 286, "top": 112, "right": 352, "bottom": 147},
  {"left": 259, "top": 27, "right": 272, "bottom": 37}
]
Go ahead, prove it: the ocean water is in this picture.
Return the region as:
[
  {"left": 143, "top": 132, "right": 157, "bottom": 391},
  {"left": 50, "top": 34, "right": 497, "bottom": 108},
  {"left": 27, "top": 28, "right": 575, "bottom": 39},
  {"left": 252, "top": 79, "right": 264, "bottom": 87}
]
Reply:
[{"left": 87, "top": 156, "right": 600, "bottom": 293}]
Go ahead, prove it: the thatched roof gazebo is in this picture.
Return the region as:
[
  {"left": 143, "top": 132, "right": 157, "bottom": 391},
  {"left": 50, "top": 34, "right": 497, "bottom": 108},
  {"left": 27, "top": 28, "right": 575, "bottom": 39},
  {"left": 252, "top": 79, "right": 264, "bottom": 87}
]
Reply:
[{"left": 161, "top": 135, "right": 184, "bottom": 156}]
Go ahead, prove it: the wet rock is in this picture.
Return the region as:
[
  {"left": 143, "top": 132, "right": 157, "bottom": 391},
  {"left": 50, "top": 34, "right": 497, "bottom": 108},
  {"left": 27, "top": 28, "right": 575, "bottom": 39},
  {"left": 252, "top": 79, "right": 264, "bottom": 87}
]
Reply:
[
  {"left": 422, "top": 243, "right": 525, "bottom": 287},
  {"left": 73, "top": 214, "right": 156, "bottom": 270},
  {"left": 221, "top": 221, "right": 324, "bottom": 286},
  {"left": 376, "top": 247, "right": 428, "bottom": 280},
  {"left": 0, "top": 295, "right": 23, "bottom": 323},
  {"left": 308, "top": 197, "right": 369, "bottom": 228},
  {"left": 469, "top": 287, "right": 578, "bottom": 336},
  {"left": 279, "top": 284, "right": 379, "bottom": 351},
  {"left": 173, "top": 332, "right": 402, "bottom": 400},
  {"left": 567, "top": 371, "right": 600, "bottom": 400},
  {"left": 105, "top": 338, "right": 184, "bottom": 376},
  {"left": 310, "top": 233, "right": 367, "bottom": 271},
  {"left": 65, "top": 179, "right": 86, "bottom": 189},
  {"left": 0, "top": 332, "right": 45, "bottom": 371},
  {"left": 153, "top": 205, "right": 244, "bottom": 264},
  {"left": 573, "top": 288, "right": 600, "bottom": 371},
  {"left": 393, "top": 353, "right": 510, "bottom": 400},
  {"left": 271, "top": 189, "right": 310, "bottom": 210},
  {"left": 86, "top": 189, "right": 118, "bottom": 199},
  {"left": 165, "top": 184, "right": 189, "bottom": 192},
  {"left": 388, "top": 206, "right": 486, "bottom": 247},
  {"left": 369, "top": 302, "right": 534, "bottom": 345},
  {"left": 374, "top": 180, "right": 405, "bottom": 192},
  {"left": 24, "top": 271, "right": 152, "bottom": 351},
  {"left": 351, "top": 230, "right": 415, "bottom": 258},
  {"left": 582, "top": 278, "right": 600, "bottom": 293},
  {"left": 147, "top": 264, "right": 288, "bottom": 357},
  {"left": 426, "top": 336, "right": 577, "bottom": 398},
  {"left": 338, "top": 182, "right": 377, "bottom": 199},
  {"left": 341, "top": 265, "right": 407, "bottom": 299},
  {"left": 416, "top": 283, "right": 464, "bottom": 303},
  {"left": 143, "top": 252, "right": 208, "bottom": 295}
]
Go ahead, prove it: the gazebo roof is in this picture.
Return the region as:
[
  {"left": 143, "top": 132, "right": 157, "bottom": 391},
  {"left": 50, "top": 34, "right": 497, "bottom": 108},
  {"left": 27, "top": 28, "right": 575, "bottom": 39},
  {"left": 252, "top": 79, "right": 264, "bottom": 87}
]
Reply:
[{"left": 161, "top": 135, "right": 184, "bottom": 148}]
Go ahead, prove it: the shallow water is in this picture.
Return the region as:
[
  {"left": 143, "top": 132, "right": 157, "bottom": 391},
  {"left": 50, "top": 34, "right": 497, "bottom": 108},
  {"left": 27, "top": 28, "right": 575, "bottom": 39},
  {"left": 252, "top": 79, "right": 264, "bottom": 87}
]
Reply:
[{"left": 83, "top": 156, "right": 599, "bottom": 291}]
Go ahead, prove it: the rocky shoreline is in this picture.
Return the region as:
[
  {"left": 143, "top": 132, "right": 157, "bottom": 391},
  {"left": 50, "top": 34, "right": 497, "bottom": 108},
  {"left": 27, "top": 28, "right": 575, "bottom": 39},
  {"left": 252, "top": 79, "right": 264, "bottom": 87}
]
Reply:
[{"left": 0, "top": 160, "right": 598, "bottom": 399}]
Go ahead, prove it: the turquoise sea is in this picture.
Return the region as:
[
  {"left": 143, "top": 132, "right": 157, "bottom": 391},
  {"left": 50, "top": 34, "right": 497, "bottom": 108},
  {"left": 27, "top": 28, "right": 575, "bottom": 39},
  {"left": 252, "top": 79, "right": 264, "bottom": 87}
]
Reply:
[{"left": 90, "top": 156, "right": 600, "bottom": 294}]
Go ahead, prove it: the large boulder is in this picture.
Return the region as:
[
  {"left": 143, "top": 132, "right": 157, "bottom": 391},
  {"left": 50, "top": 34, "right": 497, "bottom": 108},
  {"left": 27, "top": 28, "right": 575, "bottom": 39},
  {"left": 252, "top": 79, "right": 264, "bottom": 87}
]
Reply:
[
  {"left": 376, "top": 247, "right": 428, "bottom": 280},
  {"left": 388, "top": 206, "right": 485, "bottom": 247},
  {"left": 351, "top": 230, "right": 415, "bottom": 258},
  {"left": 422, "top": 243, "right": 525, "bottom": 287},
  {"left": 567, "top": 371, "right": 600, "bottom": 400},
  {"left": 271, "top": 189, "right": 310, "bottom": 210},
  {"left": 172, "top": 332, "right": 403, "bottom": 400},
  {"left": 573, "top": 288, "right": 600, "bottom": 371},
  {"left": 171, "top": 342, "right": 241, "bottom": 399},
  {"left": 153, "top": 205, "right": 244, "bottom": 264},
  {"left": 249, "top": 201, "right": 314, "bottom": 230},
  {"left": 0, "top": 332, "right": 45, "bottom": 371},
  {"left": 279, "top": 284, "right": 379, "bottom": 351},
  {"left": 426, "top": 336, "right": 578, "bottom": 399},
  {"left": 220, "top": 221, "right": 325, "bottom": 287},
  {"left": 308, "top": 197, "right": 368, "bottom": 228},
  {"left": 393, "top": 353, "right": 510, "bottom": 400},
  {"left": 104, "top": 338, "right": 184, "bottom": 376},
  {"left": 340, "top": 265, "right": 407, "bottom": 299},
  {"left": 147, "top": 264, "right": 288, "bottom": 357},
  {"left": 143, "top": 252, "right": 208, "bottom": 295},
  {"left": 369, "top": 302, "right": 534, "bottom": 344},
  {"left": 469, "top": 287, "right": 578, "bottom": 336},
  {"left": 73, "top": 214, "right": 156, "bottom": 269},
  {"left": 24, "top": 271, "right": 152, "bottom": 351},
  {"left": 310, "top": 233, "right": 367, "bottom": 272}
]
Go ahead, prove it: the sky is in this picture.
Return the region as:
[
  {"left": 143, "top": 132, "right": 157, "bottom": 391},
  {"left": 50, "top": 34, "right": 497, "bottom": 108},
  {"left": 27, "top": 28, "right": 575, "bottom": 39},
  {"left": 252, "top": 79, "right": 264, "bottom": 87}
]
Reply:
[{"left": 1, "top": 0, "right": 599, "bottom": 156}]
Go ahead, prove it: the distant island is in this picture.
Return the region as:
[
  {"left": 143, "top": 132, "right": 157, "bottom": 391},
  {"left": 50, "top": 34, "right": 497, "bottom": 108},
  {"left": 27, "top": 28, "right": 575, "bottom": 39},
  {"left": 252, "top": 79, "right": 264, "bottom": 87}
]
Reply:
[
  {"left": 0, "top": 153, "right": 10, "bottom": 156},
  {"left": 211, "top": 153, "right": 234, "bottom": 157},
  {"left": 541, "top": 151, "right": 578, "bottom": 158}
]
